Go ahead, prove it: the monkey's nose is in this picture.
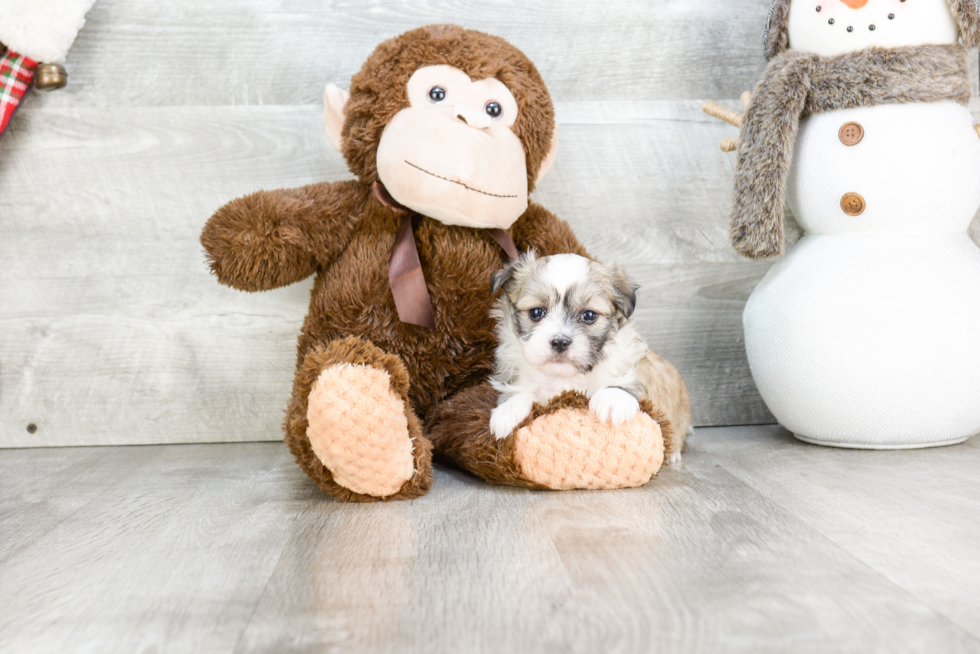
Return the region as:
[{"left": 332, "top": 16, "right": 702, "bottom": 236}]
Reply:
[
  {"left": 550, "top": 336, "right": 571, "bottom": 353},
  {"left": 454, "top": 104, "right": 492, "bottom": 130},
  {"left": 840, "top": 0, "right": 869, "bottom": 8}
]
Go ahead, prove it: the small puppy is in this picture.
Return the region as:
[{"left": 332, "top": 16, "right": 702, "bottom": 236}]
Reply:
[{"left": 488, "top": 252, "right": 690, "bottom": 461}]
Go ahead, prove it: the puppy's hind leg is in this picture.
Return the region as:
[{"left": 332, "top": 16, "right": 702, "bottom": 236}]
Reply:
[{"left": 637, "top": 351, "right": 692, "bottom": 465}]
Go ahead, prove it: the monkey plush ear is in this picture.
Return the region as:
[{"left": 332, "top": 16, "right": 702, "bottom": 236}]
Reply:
[
  {"left": 535, "top": 124, "right": 559, "bottom": 184},
  {"left": 323, "top": 84, "right": 350, "bottom": 152}
]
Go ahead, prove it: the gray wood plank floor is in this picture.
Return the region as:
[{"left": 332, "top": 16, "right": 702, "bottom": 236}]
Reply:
[{"left": 2, "top": 427, "right": 979, "bottom": 654}]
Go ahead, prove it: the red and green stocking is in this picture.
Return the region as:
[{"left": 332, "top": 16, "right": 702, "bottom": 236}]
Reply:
[{"left": 0, "top": 50, "right": 37, "bottom": 140}]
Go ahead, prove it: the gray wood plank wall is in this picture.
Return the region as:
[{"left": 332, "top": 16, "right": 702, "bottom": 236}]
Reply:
[{"left": 2, "top": 1, "right": 978, "bottom": 447}]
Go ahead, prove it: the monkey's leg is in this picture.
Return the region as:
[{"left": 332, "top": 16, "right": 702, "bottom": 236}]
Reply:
[
  {"left": 427, "top": 384, "right": 667, "bottom": 491},
  {"left": 284, "top": 336, "right": 432, "bottom": 502}
]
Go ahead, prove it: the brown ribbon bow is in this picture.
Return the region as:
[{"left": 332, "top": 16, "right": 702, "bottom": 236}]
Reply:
[{"left": 375, "top": 181, "right": 519, "bottom": 329}]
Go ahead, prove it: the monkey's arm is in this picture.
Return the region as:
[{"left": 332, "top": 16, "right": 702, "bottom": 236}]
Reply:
[
  {"left": 201, "top": 180, "right": 370, "bottom": 292},
  {"left": 510, "top": 202, "right": 589, "bottom": 258}
]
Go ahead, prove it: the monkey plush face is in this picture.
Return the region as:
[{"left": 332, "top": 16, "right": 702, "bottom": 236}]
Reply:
[
  {"left": 373, "top": 65, "right": 529, "bottom": 229},
  {"left": 322, "top": 25, "right": 558, "bottom": 230}
]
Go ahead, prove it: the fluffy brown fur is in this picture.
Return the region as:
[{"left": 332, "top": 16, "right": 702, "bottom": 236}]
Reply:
[
  {"left": 733, "top": 44, "right": 971, "bottom": 259},
  {"left": 949, "top": 0, "right": 980, "bottom": 47},
  {"left": 425, "top": 384, "right": 547, "bottom": 490},
  {"left": 764, "top": 0, "right": 792, "bottom": 62},
  {"left": 764, "top": 0, "right": 980, "bottom": 60},
  {"left": 426, "top": 385, "right": 672, "bottom": 489},
  {"left": 201, "top": 26, "right": 599, "bottom": 500}
]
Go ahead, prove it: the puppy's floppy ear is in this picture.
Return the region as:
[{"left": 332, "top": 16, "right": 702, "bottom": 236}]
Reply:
[
  {"left": 491, "top": 261, "right": 517, "bottom": 295},
  {"left": 609, "top": 263, "right": 638, "bottom": 320},
  {"left": 491, "top": 249, "right": 537, "bottom": 295}
]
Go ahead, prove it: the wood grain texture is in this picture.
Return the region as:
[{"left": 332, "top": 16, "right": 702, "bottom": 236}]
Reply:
[
  {"left": 43, "top": 0, "right": 769, "bottom": 108},
  {"left": 3, "top": 430, "right": 980, "bottom": 653},
  {"left": 1, "top": 0, "right": 978, "bottom": 446}
]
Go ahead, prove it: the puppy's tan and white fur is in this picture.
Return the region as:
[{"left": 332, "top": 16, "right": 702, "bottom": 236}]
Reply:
[{"left": 489, "top": 252, "right": 691, "bottom": 461}]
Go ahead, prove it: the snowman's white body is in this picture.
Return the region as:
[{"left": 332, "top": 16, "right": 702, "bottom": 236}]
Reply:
[
  {"left": 743, "top": 0, "right": 980, "bottom": 447},
  {"left": 746, "top": 102, "right": 980, "bottom": 447}
]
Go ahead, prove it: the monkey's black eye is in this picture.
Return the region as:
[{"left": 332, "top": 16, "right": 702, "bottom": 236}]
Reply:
[
  {"left": 428, "top": 86, "right": 446, "bottom": 103},
  {"left": 529, "top": 308, "right": 546, "bottom": 322},
  {"left": 485, "top": 101, "right": 502, "bottom": 118},
  {"left": 580, "top": 310, "right": 598, "bottom": 324}
]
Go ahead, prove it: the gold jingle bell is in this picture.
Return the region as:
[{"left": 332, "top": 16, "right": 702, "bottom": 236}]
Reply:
[{"left": 35, "top": 63, "right": 68, "bottom": 91}]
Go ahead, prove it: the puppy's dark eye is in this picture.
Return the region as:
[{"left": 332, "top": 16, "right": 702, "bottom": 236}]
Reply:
[
  {"left": 580, "top": 310, "right": 598, "bottom": 324},
  {"left": 485, "top": 101, "right": 502, "bottom": 118},
  {"left": 529, "top": 308, "right": 546, "bottom": 322},
  {"left": 428, "top": 86, "right": 446, "bottom": 103}
]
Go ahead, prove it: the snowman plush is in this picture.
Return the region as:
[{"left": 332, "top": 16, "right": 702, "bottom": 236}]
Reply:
[{"left": 727, "top": 0, "right": 980, "bottom": 448}]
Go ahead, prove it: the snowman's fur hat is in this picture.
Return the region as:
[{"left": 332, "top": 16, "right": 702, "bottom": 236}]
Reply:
[{"left": 764, "top": 0, "right": 980, "bottom": 60}]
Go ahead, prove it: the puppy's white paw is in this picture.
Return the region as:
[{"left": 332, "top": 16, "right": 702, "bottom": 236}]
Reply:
[
  {"left": 490, "top": 394, "right": 535, "bottom": 440},
  {"left": 589, "top": 387, "right": 639, "bottom": 426},
  {"left": 667, "top": 451, "right": 682, "bottom": 465}
]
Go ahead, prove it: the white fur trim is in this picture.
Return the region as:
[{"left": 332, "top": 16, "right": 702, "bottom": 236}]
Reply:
[{"left": 0, "top": 0, "right": 97, "bottom": 63}]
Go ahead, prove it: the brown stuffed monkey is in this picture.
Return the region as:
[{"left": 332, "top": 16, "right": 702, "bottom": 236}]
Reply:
[{"left": 201, "top": 25, "right": 681, "bottom": 502}]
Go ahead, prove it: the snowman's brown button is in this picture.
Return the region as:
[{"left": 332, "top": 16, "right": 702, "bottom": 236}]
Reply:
[
  {"left": 840, "top": 192, "right": 866, "bottom": 216},
  {"left": 839, "top": 122, "right": 864, "bottom": 146}
]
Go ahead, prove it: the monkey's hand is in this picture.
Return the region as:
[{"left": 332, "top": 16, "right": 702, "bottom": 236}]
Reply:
[
  {"left": 589, "top": 387, "right": 639, "bottom": 426},
  {"left": 489, "top": 393, "right": 535, "bottom": 440},
  {"left": 200, "top": 180, "right": 369, "bottom": 292}
]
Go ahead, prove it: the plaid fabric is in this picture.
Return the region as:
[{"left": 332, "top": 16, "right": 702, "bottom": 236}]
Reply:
[{"left": 0, "top": 50, "right": 37, "bottom": 139}]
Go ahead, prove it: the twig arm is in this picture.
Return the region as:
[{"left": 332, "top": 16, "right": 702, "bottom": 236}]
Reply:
[
  {"left": 703, "top": 96, "right": 750, "bottom": 151},
  {"left": 701, "top": 101, "right": 743, "bottom": 128}
]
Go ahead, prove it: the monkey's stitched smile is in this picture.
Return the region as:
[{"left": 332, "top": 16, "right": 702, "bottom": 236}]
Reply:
[{"left": 404, "top": 161, "right": 518, "bottom": 199}]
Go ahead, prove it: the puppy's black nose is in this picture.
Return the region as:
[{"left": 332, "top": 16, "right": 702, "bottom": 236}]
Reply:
[{"left": 550, "top": 336, "right": 571, "bottom": 353}]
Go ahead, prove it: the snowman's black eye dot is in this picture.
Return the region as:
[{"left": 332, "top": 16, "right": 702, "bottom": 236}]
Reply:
[
  {"left": 869, "top": 24, "right": 876, "bottom": 30},
  {"left": 816, "top": 5, "right": 821, "bottom": 11},
  {"left": 847, "top": 25, "right": 854, "bottom": 32},
  {"left": 829, "top": 18, "right": 835, "bottom": 25},
  {"left": 888, "top": 13, "right": 895, "bottom": 19}
]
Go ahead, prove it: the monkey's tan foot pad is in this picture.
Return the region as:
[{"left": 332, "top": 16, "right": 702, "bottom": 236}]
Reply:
[
  {"left": 512, "top": 394, "right": 665, "bottom": 490},
  {"left": 306, "top": 363, "right": 415, "bottom": 498}
]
